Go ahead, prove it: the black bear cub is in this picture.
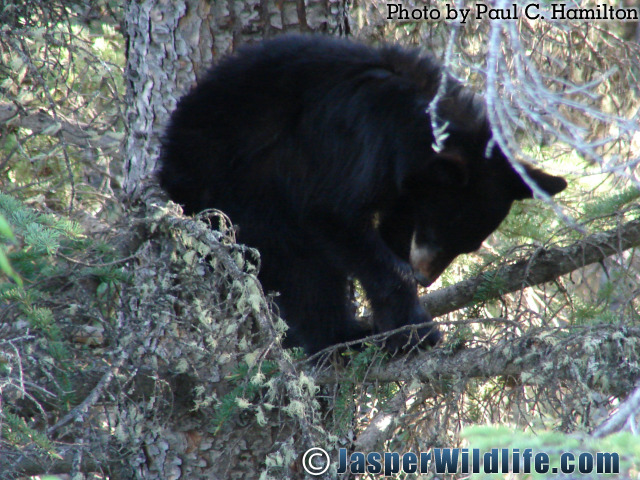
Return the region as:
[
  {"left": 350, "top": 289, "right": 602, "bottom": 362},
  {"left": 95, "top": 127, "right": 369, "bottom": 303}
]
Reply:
[{"left": 160, "top": 35, "right": 566, "bottom": 355}]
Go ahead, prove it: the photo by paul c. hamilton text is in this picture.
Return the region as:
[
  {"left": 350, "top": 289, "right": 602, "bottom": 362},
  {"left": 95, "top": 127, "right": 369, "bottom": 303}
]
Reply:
[{"left": 386, "top": 2, "right": 640, "bottom": 23}]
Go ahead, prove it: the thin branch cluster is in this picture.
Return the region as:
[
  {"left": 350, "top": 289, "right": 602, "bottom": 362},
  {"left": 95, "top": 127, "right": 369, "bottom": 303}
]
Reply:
[{"left": 0, "top": 0, "right": 125, "bottom": 213}]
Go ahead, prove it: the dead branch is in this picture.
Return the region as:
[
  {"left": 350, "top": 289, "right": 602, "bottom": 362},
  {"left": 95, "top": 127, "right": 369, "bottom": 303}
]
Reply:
[{"left": 593, "top": 380, "right": 640, "bottom": 438}]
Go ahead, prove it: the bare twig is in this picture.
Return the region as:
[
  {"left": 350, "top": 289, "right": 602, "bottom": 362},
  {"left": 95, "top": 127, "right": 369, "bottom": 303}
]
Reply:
[
  {"left": 593, "top": 380, "right": 640, "bottom": 438},
  {"left": 48, "top": 349, "right": 129, "bottom": 436}
]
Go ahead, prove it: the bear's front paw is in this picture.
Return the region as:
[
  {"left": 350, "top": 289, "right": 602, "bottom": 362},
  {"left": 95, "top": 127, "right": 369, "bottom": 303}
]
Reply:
[{"left": 376, "top": 302, "right": 441, "bottom": 353}]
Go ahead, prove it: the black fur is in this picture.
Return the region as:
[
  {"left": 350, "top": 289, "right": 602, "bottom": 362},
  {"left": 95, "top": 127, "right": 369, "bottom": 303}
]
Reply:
[{"left": 159, "top": 35, "right": 566, "bottom": 354}]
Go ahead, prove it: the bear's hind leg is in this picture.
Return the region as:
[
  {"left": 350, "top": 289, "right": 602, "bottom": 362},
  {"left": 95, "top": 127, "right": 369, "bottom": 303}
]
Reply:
[{"left": 265, "top": 257, "right": 369, "bottom": 355}]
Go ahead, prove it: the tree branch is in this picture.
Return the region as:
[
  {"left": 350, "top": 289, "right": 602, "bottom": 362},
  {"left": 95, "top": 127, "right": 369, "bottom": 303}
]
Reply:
[
  {"left": 422, "top": 218, "right": 640, "bottom": 317},
  {"left": 317, "top": 324, "right": 640, "bottom": 398},
  {"left": 351, "top": 323, "right": 640, "bottom": 450},
  {"left": 0, "top": 102, "right": 122, "bottom": 154}
]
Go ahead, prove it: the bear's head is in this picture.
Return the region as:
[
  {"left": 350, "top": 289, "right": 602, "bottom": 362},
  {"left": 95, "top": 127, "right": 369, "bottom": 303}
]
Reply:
[{"left": 402, "top": 110, "right": 567, "bottom": 286}]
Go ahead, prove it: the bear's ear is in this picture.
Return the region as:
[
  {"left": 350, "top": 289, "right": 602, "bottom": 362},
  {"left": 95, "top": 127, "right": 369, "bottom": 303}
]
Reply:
[{"left": 512, "top": 163, "right": 567, "bottom": 199}]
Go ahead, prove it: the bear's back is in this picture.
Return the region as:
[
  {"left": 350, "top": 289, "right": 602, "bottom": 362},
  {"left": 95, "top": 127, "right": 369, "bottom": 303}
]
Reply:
[{"left": 159, "top": 36, "right": 445, "bottom": 215}]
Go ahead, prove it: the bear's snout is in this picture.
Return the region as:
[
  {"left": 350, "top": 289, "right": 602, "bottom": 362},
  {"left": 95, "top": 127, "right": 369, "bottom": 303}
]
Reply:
[{"left": 409, "top": 235, "right": 454, "bottom": 287}]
